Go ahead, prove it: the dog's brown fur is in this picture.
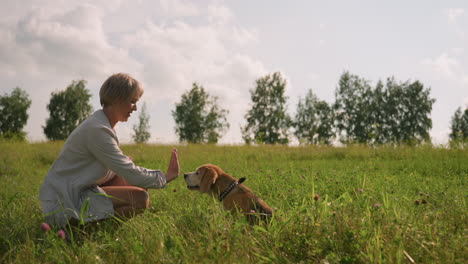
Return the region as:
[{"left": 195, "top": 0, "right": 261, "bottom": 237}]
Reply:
[{"left": 184, "top": 164, "right": 272, "bottom": 224}]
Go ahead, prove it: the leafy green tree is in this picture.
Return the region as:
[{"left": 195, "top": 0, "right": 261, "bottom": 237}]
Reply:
[
  {"left": 132, "top": 102, "right": 151, "bottom": 144},
  {"left": 385, "top": 79, "right": 435, "bottom": 144},
  {"left": 172, "top": 83, "right": 229, "bottom": 143},
  {"left": 333, "top": 72, "right": 374, "bottom": 144},
  {"left": 0, "top": 87, "right": 32, "bottom": 140},
  {"left": 370, "top": 77, "right": 409, "bottom": 145},
  {"left": 333, "top": 72, "right": 435, "bottom": 145},
  {"left": 449, "top": 106, "right": 468, "bottom": 145},
  {"left": 43, "top": 80, "right": 93, "bottom": 140},
  {"left": 242, "top": 72, "right": 291, "bottom": 144},
  {"left": 367, "top": 80, "right": 388, "bottom": 144},
  {"left": 294, "top": 89, "right": 334, "bottom": 144}
]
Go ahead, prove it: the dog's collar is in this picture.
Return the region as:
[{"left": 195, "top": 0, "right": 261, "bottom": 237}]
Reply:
[{"left": 219, "top": 177, "right": 246, "bottom": 202}]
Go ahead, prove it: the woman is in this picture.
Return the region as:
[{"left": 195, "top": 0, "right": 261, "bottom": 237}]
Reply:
[{"left": 39, "top": 73, "right": 179, "bottom": 227}]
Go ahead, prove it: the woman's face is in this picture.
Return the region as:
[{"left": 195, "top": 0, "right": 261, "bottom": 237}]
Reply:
[{"left": 115, "top": 96, "right": 139, "bottom": 122}]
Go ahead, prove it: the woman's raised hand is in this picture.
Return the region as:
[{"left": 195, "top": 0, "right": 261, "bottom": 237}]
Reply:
[{"left": 165, "top": 148, "right": 179, "bottom": 183}]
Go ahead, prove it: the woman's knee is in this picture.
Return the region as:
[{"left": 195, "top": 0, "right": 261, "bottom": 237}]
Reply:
[{"left": 132, "top": 188, "right": 149, "bottom": 209}]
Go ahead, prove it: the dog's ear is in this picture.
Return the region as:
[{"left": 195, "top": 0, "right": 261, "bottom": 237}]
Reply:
[{"left": 199, "top": 167, "right": 218, "bottom": 193}]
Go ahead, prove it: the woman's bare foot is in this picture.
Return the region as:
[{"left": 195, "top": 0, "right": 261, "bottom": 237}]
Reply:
[{"left": 165, "top": 148, "right": 179, "bottom": 183}]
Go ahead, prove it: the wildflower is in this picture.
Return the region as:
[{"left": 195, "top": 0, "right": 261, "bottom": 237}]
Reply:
[
  {"left": 57, "top": 230, "right": 66, "bottom": 240},
  {"left": 373, "top": 203, "right": 381, "bottom": 208},
  {"left": 422, "top": 199, "right": 428, "bottom": 204},
  {"left": 274, "top": 207, "right": 278, "bottom": 211},
  {"left": 414, "top": 199, "right": 420, "bottom": 205},
  {"left": 358, "top": 188, "right": 364, "bottom": 193},
  {"left": 249, "top": 210, "right": 255, "bottom": 213},
  {"left": 313, "top": 194, "right": 320, "bottom": 201},
  {"left": 40, "top": 222, "right": 51, "bottom": 232},
  {"left": 173, "top": 189, "right": 177, "bottom": 192}
]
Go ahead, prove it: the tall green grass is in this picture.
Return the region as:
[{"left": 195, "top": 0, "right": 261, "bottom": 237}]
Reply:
[{"left": 0, "top": 142, "right": 466, "bottom": 263}]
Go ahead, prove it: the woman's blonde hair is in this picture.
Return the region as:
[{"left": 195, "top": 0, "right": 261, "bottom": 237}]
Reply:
[{"left": 99, "top": 73, "right": 144, "bottom": 107}]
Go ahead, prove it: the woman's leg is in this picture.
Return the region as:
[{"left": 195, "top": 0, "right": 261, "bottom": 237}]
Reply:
[
  {"left": 100, "top": 174, "right": 132, "bottom": 187},
  {"left": 101, "top": 186, "right": 149, "bottom": 218}
]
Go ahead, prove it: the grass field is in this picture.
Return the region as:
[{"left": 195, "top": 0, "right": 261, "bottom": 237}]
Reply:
[{"left": 0, "top": 142, "right": 466, "bottom": 263}]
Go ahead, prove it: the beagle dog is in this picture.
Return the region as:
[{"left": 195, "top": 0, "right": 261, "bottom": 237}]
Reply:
[{"left": 184, "top": 164, "right": 273, "bottom": 224}]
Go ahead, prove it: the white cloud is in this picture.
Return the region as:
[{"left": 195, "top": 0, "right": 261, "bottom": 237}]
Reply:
[
  {"left": 422, "top": 53, "right": 460, "bottom": 80},
  {"left": 443, "top": 8, "right": 466, "bottom": 38},
  {"left": 120, "top": 17, "right": 265, "bottom": 98},
  {"left": 159, "top": 0, "right": 199, "bottom": 17},
  {"left": 0, "top": 0, "right": 267, "bottom": 143},
  {"left": 1, "top": 4, "right": 141, "bottom": 80},
  {"left": 207, "top": 3, "right": 233, "bottom": 25},
  {"left": 444, "top": 8, "right": 465, "bottom": 24},
  {"left": 119, "top": 17, "right": 266, "bottom": 143}
]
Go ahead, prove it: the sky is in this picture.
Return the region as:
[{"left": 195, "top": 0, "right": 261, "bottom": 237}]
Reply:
[{"left": 1, "top": 0, "right": 467, "bottom": 145}]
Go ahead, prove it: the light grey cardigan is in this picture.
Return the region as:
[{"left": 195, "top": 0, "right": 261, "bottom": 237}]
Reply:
[{"left": 39, "top": 109, "right": 166, "bottom": 226}]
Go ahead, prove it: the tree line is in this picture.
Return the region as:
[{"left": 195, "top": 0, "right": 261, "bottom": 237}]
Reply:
[{"left": 1, "top": 71, "right": 467, "bottom": 147}]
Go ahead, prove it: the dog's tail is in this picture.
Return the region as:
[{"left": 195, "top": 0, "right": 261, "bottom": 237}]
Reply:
[{"left": 247, "top": 200, "right": 273, "bottom": 224}]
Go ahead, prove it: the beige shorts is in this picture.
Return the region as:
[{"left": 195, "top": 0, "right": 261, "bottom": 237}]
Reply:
[{"left": 41, "top": 185, "right": 114, "bottom": 227}]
